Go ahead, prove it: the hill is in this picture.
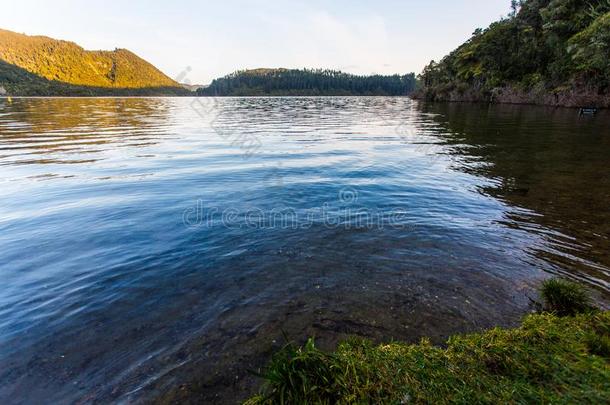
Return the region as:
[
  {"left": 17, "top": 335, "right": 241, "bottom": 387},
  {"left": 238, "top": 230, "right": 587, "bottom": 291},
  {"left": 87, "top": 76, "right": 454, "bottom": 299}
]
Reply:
[
  {"left": 0, "top": 28, "right": 190, "bottom": 96},
  {"left": 414, "top": 0, "right": 610, "bottom": 107},
  {"left": 197, "top": 68, "right": 417, "bottom": 96}
]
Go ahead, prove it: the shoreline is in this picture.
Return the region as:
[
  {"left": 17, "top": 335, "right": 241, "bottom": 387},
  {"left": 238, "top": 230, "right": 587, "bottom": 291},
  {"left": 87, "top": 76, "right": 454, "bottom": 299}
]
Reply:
[
  {"left": 245, "top": 310, "right": 610, "bottom": 404},
  {"left": 1, "top": 93, "right": 607, "bottom": 110},
  {"left": 412, "top": 86, "right": 609, "bottom": 109},
  {"left": 152, "top": 281, "right": 609, "bottom": 403},
  {"left": 243, "top": 279, "right": 609, "bottom": 403}
]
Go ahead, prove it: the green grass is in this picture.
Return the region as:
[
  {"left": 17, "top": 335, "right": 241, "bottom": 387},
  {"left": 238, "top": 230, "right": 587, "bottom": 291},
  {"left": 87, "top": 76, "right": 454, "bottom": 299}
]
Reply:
[
  {"left": 247, "top": 280, "right": 609, "bottom": 404},
  {"left": 539, "top": 278, "right": 594, "bottom": 317}
]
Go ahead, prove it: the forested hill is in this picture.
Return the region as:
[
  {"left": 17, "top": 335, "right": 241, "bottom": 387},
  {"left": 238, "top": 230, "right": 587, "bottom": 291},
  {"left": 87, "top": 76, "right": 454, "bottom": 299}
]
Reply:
[
  {"left": 197, "top": 69, "right": 417, "bottom": 96},
  {"left": 415, "top": 0, "right": 610, "bottom": 107},
  {"left": 0, "top": 28, "right": 189, "bottom": 96}
]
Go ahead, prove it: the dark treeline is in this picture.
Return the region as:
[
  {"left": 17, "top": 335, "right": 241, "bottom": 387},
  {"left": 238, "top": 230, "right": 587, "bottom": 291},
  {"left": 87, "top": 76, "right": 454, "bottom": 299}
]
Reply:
[{"left": 197, "top": 68, "right": 416, "bottom": 96}]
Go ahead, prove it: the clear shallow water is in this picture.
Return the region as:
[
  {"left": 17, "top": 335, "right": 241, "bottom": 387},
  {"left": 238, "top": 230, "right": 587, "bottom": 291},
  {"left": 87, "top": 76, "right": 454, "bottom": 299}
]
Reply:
[{"left": 0, "top": 97, "right": 608, "bottom": 403}]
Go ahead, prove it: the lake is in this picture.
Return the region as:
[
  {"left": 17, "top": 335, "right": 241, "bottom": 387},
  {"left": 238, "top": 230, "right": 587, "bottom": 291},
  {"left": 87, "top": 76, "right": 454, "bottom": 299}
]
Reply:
[{"left": 0, "top": 97, "right": 608, "bottom": 403}]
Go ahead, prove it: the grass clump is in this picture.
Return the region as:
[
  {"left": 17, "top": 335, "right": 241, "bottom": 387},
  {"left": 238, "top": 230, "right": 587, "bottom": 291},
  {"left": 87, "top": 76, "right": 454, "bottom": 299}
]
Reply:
[
  {"left": 539, "top": 278, "right": 594, "bottom": 316},
  {"left": 251, "top": 338, "right": 341, "bottom": 404},
  {"left": 247, "top": 280, "right": 608, "bottom": 404}
]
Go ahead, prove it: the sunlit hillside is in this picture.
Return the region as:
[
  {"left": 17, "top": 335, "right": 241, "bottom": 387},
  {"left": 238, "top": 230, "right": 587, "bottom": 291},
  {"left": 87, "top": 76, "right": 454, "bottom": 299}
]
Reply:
[{"left": 0, "top": 28, "right": 180, "bottom": 89}]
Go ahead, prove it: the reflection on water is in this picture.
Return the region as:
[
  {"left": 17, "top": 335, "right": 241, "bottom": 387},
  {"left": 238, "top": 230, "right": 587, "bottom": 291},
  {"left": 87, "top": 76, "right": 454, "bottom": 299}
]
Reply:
[
  {"left": 0, "top": 97, "right": 608, "bottom": 403},
  {"left": 420, "top": 103, "right": 610, "bottom": 290},
  {"left": 0, "top": 98, "right": 173, "bottom": 167}
]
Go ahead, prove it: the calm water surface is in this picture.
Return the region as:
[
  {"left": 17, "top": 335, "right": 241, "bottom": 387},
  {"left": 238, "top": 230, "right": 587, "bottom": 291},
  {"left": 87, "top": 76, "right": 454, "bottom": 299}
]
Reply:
[{"left": 0, "top": 97, "right": 608, "bottom": 403}]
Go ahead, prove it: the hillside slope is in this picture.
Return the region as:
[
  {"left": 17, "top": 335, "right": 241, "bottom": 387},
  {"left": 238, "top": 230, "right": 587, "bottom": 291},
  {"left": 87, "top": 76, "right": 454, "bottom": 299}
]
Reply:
[
  {"left": 0, "top": 28, "right": 189, "bottom": 95},
  {"left": 415, "top": 0, "right": 610, "bottom": 107}
]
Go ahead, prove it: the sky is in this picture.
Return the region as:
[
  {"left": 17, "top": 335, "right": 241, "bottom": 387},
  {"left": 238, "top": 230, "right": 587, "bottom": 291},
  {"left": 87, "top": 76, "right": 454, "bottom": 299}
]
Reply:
[{"left": 1, "top": 0, "right": 511, "bottom": 84}]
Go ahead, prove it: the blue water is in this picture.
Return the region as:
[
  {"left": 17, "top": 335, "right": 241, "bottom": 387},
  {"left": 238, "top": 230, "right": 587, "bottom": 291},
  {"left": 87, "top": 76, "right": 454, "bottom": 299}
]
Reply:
[{"left": 0, "top": 97, "right": 608, "bottom": 403}]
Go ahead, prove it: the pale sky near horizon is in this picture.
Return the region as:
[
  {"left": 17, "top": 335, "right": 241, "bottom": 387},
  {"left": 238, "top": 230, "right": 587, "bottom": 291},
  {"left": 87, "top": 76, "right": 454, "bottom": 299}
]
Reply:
[{"left": 2, "top": 0, "right": 511, "bottom": 84}]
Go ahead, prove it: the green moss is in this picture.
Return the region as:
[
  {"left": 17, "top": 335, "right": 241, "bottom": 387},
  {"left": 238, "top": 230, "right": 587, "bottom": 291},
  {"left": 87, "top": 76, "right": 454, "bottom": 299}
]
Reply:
[
  {"left": 247, "top": 279, "right": 608, "bottom": 404},
  {"left": 585, "top": 331, "right": 610, "bottom": 358},
  {"left": 247, "top": 312, "right": 610, "bottom": 404}
]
